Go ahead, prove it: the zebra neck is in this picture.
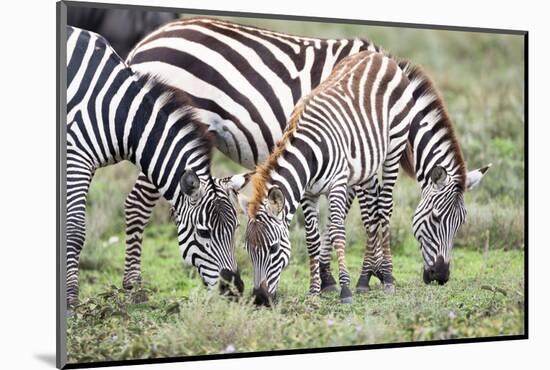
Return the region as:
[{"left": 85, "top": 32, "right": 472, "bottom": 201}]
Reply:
[
  {"left": 268, "top": 177, "right": 306, "bottom": 225},
  {"left": 408, "top": 113, "right": 465, "bottom": 189},
  {"left": 114, "top": 78, "right": 211, "bottom": 203},
  {"left": 268, "top": 146, "right": 317, "bottom": 220}
]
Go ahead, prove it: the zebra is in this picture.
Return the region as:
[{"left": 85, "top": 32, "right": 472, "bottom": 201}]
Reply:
[
  {"left": 65, "top": 26, "right": 248, "bottom": 309},
  {"left": 396, "top": 61, "right": 491, "bottom": 285},
  {"left": 242, "top": 51, "right": 490, "bottom": 306},
  {"left": 241, "top": 51, "right": 417, "bottom": 305},
  {"left": 123, "top": 16, "right": 390, "bottom": 293}
]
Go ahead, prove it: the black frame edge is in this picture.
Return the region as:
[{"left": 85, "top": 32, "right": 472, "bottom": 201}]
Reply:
[
  {"left": 63, "top": 0, "right": 527, "bottom": 35},
  {"left": 523, "top": 31, "right": 529, "bottom": 339},
  {"left": 57, "top": 1, "right": 68, "bottom": 369},
  {"left": 64, "top": 335, "right": 527, "bottom": 369}
]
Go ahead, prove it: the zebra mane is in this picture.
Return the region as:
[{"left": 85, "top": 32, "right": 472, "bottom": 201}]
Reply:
[
  {"left": 248, "top": 102, "right": 306, "bottom": 218},
  {"left": 396, "top": 61, "right": 467, "bottom": 189}
]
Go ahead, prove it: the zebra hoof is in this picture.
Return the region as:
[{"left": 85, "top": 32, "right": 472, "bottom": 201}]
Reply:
[
  {"left": 320, "top": 284, "right": 339, "bottom": 294},
  {"left": 339, "top": 285, "right": 353, "bottom": 304},
  {"left": 355, "top": 285, "right": 370, "bottom": 294},
  {"left": 355, "top": 274, "right": 371, "bottom": 294},
  {"left": 383, "top": 283, "right": 396, "bottom": 294},
  {"left": 340, "top": 296, "right": 353, "bottom": 304},
  {"left": 320, "top": 263, "right": 338, "bottom": 294}
]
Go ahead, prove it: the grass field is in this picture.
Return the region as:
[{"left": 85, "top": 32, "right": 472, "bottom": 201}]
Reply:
[
  {"left": 68, "top": 222, "right": 524, "bottom": 362},
  {"left": 66, "top": 14, "right": 525, "bottom": 364}
]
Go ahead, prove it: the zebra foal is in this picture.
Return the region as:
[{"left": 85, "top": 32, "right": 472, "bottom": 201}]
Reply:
[
  {"left": 242, "top": 51, "right": 416, "bottom": 305},
  {"left": 65, "top": 26, "right": 248, "bottom": 309}
]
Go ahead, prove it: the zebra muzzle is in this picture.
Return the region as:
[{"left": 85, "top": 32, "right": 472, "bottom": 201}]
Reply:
[
  {"left": 252, "top": 280, "right": 273, "bottom": 307},
  {"left": 219, "top": 268, "right": 245, "bottom": 297},
  {"left": 423, "top": 256, "right": 450, "bottom": 285}
]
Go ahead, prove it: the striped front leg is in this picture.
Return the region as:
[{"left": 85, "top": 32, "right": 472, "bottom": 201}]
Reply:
[
  {"left": 122, "top": 173, "right": 161, "bottom": 292},
  {"left": 328, "top": 183, "right": 353, "bottom": 304},
  {"left": 356, "top": 154, "right": 403, "bottom": 293},
  {"left": 301, "top": 195, "right": 322, "bottom": 294},
  {"left": 319, "top": 186, "right": 356, "bottom": 293},
  {"left": 375, "top": 151, "right": 404, "bottom": 292},
  {"left": 356, "top": 177, "right": 384, "bottom": 292},
  {"left": 66, "top": 149, "right": 95, "bottom": 310}
]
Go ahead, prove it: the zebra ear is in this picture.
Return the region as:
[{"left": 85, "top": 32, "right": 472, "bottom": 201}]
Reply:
[
  {"left": 430, "top": 166, "right": 447, "bottom": 187},
  {"left": 466, "top": 163, "right": 492, "bottom": 191},
  {"left": 225, "top": 171, "right": 254, "bottom": 192},
  {"left": 180, "top": 169, "right": 201, "bottom": 197},
  {"left": 267, "top": 186, "right": 285, "bottom": 218}
]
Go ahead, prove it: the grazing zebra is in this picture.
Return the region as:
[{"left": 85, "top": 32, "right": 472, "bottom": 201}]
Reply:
[
  {"left": 242, "top": 51, "right": 418, "bottom": 305},
  {"left": 65, "top": 26, "right": 248, "bottom": 309},
  {"left": 396, "top": 61, "right": 491, "bottom": 285},
  {"left": 242, "top": 51, "right": 490, "bottom": 305},
  {"left": 123, "top": 16, "right": 388, "bottom": 292}
]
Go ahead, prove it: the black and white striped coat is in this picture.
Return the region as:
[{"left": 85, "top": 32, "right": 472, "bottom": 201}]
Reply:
[
  {"left": 243, "top": 51, "right": 491, "bottom": 305},
  {"left": 243, "top": 51, "right": 417, "bottom": 305},
  {"left": 65, "top": 26, "right": 247, "bottom": 309},
  {"left": 122, "top": 16, "right": 388, "bottom": 292}
]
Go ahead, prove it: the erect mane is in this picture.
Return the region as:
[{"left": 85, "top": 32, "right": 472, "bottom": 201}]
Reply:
[
  {"left": 248, "top": 101, "right": 306, "bottom": 218},
  {"left": 396, "top": 61, "right": 467, "bottom": 189}
]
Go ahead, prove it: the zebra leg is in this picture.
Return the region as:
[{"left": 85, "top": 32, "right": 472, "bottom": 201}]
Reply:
[
  {"left": 319, "top": 231, "right": 337, "bottom": 293},
  {"left": 356, "top": 177, "right": 384, "bottom": 293},
  {"left": 319, "top": 186, "right": 356, "bottom": 293},
  {"left": 301, "top": 195, "right": 322, "bottom": 295},
  {"left": 66, "top": 151, "right": 94, "bottom": 310},
  {"left": 375, "top": 151, "right": 405, "bottom": 293},
  {"left": 380, "top": 220, "right": 395, "bottom": 293},
  {"left": 123, "top": 173, "right": 161, "bottom": 292},
  {"left": 328, "top": 183, "right": 352, "bottom": 304}
]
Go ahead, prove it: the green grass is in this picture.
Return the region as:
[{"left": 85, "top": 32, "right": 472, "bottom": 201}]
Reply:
[
  {"left": 68, "top": 221, "right": 524, "bottom": 363},
  {"left": 67, "top": 14, "right": 525, "bottom": 364}
]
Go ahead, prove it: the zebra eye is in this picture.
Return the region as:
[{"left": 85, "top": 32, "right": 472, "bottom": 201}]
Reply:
[
  {"left": 197, "top": 228, "right": 211, "bottom": 239},
  {"left": 432, "top": 212, "right": 441, "bottom": 223},
  {"left": 269, "top": 243, "right": 279, "bottom": 254}
]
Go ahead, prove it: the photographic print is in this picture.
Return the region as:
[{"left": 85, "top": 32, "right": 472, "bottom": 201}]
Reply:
[{"left": 57, "top": 1, "right": 527, "bottom": 368}]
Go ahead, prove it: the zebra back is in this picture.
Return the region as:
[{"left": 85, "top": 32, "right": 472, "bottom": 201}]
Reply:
[{"left": 127, "top": 16, "right": 381, "bottom": 168}]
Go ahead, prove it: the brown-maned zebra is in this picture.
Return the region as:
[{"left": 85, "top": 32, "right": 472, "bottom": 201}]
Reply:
[{"left": 242, "top": 50, "right": 490, "bottom": 306}]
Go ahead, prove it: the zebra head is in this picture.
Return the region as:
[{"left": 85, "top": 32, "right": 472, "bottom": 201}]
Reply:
[
  {"left": 174, "top": 169, "right": 252, "bottom": 296},
  {"left": 413, "top": 164, "right": 491, "bottom": 285},
  {"left": 243, "top": 186, "right": 291, "bottom": 306}
]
